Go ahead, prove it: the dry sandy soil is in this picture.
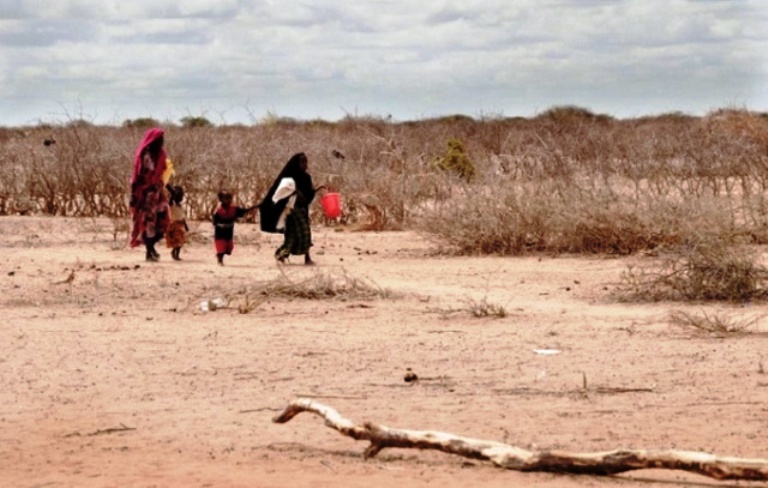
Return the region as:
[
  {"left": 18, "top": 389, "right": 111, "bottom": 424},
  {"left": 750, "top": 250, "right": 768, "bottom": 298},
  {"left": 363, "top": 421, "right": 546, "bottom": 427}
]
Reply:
[{"left": 2, "top": 216, "right": 767, "bottom": 488}]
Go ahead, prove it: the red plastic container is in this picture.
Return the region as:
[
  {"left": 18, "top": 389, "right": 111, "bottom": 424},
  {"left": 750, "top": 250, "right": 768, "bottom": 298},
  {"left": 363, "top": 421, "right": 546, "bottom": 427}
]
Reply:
[{"left": 320, "top": 192, "right": 342, "bottom": 219}]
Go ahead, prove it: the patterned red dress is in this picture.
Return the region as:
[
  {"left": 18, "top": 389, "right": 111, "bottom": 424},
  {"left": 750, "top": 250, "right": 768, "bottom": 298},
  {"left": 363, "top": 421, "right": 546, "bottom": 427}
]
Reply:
[{"left": 129, "top": 128, "right": 169, "bottom": 248}]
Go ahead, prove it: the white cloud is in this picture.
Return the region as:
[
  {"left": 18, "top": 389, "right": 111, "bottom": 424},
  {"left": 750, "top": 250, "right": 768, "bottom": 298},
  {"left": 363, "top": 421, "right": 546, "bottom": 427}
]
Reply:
[
  {"left": 0, "top": 0, "right": 766, "bottom": 125},
  {"left": 0, "top": 0, "right": 241, "bottom": 19}
]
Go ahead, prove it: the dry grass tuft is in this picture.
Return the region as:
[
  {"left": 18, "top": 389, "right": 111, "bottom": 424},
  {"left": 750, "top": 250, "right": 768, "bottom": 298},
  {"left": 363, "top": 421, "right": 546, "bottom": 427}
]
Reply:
[
  {"left": 428, "top": 295, "right": 508, "bottom": 319},
  {"left": 669, "top": 310, "right": 762, "bottom": 337},
  {"left": 464, "top": 296, "right": 508, "bottom": 318},
  {"left": 232, "top": 269, "right": 393, "bottom": 314}
]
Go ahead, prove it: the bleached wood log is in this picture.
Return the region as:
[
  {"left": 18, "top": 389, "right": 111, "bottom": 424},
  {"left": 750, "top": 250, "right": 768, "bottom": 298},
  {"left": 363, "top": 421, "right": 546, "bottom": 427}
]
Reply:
[{"left": 273, "top": 398, "right": 768, "bottom": 481}]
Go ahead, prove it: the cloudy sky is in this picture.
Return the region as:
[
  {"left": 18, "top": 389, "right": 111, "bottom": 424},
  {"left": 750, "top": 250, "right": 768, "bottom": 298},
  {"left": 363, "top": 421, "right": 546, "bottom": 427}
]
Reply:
[{"left": 1, "top": 0, "right": 766, "bottom": 126}]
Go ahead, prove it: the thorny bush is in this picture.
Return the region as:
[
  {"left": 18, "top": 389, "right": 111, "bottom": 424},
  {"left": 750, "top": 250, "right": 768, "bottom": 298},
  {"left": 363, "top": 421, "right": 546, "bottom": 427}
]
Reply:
[{"left": 2, "top": 107, "right": 768, "bottom": 258}]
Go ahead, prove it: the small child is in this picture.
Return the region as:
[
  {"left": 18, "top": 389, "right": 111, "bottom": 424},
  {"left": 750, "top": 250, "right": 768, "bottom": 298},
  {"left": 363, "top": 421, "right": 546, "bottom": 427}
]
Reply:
[
  {"left": 212, "top": 190, "right": 257, "bottom": 265},
  {"left": 165, "top": 184, "right": 188, "bottom": 260}
]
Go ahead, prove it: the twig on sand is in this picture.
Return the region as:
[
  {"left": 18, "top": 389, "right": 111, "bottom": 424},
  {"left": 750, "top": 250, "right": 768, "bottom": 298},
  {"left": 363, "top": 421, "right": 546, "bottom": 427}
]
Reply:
[
  {"left": 87, "top": 424, "right": 136, "bottom": 436},
  {"left": 592, "top": 386, "right": 656, "bottom": 394},
  {"left": 295, "top": 394, "right": 369, "bottom": 400},
  {"left": 320, "top": 460, "right": 337, "bottom": 472},
  {"left": 64, "top": 423, "right": 136, "bottom": 438},
  {"left": 239, "top": 407, "right": 281, "bottom": 414},
  {"left": 52, "top": 269, "right": 75, "bottom": 285},
  {"left": 273, "top": 399, "right": 768, "bottom": 481}
]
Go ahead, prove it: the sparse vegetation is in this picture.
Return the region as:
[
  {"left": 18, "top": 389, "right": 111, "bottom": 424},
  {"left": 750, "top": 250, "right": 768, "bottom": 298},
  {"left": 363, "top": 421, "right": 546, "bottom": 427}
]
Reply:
[
  {"left": 429, "top": 295, "right": 508, "bottom": 319},
  {"left": 3, "top": 107, "right": 768, "bottom": 259},
  {"left": 616, "top": 234, "right": 768, "bottom": 302},
  {"left": 226, "top": 269, "right": 393, "bottom": 314},
  {"left": 669, "top": 309, "right": 762, "bottom": 337},
  {"left": 464, "top": 296, "right": 507, "bottom": 318}
]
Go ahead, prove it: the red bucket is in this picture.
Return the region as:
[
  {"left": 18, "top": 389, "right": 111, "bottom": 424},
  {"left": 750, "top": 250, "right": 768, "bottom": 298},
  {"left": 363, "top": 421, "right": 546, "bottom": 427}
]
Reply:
[{"left": 320, "top": 192, "right": 342, "bottom": 219}]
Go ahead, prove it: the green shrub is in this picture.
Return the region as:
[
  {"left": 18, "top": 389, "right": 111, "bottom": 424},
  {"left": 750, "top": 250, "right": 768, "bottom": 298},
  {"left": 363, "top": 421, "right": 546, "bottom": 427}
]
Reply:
[
  {"left": 180, "top": 116, "right": 213, "bottom": 128},
  {"left": 433, "top": 138, "right": 475, "bottom": 182},
  {"left": 122, "top": 118, "right": 160, "bottom": 129}
]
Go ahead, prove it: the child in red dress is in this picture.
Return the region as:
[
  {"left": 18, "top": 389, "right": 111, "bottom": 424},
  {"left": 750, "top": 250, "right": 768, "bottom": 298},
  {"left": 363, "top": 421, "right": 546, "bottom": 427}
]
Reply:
[{"left": 212, "top": 190, "right": 257, "bottom": 265}]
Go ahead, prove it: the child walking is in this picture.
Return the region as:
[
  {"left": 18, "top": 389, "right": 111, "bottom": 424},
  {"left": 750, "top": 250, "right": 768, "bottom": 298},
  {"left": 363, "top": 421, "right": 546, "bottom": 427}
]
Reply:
[
  {"left": 165, "top": 184, "right": 188, "bottom": 260},
  {"left": 212, "top": 190, "right": 257, "bottom": 265}
]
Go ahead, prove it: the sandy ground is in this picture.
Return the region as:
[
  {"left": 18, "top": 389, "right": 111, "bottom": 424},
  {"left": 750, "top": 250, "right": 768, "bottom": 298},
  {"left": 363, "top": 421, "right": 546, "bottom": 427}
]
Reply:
[{"left": 2, "top": 216, "right": 767, "bottom": 488}]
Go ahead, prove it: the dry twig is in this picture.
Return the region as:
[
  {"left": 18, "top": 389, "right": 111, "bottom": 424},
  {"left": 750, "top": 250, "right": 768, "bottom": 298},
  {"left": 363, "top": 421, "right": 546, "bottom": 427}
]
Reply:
[{"left": 88, "top": 424, "right": 135, "bottom": 436}]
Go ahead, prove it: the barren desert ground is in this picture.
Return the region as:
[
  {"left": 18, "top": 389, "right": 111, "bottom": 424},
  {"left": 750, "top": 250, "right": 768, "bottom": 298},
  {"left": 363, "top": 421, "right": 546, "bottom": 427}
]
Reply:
[{"left": 2, "top": 216, "right": 767, "bottom": 488}]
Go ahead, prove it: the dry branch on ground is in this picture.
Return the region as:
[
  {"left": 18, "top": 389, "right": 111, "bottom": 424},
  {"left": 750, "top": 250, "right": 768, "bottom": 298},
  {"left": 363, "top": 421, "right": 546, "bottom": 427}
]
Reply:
[{"left": 273, "top": 398, "right": 768, "bottom": 481}]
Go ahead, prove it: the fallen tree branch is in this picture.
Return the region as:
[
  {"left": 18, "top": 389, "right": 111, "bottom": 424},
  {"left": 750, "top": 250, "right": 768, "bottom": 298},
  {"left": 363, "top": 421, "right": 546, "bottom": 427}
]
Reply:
[{"left": 273, "top": 399, "right": 768, "bottom": 481}]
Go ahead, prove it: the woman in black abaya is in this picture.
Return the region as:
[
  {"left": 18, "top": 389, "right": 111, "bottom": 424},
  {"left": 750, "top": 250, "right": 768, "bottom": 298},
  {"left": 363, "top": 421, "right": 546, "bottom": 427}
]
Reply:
[{"left": 259, "top": 152, "right": 324, "bottom": 265}]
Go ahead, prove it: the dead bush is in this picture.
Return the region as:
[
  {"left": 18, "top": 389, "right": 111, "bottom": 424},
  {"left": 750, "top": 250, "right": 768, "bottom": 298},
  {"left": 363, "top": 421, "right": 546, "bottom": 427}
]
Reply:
[
  {"left": 464, "top": 296, "right": 507, "bottom": 318},
  {"left": 2, "top": 108, "right": 768, "bottom": 250},
  {"left": 669, "top": 309, "right": 762, "bottom": 337},
  {"left": 229, "top": 269, "right": 394, "bottom": 314},
  {"left": 617, "top": 235, "right": 768, "bottom": 302},
  {"left": 419, "top": 185, "right": 548, "bottom": 255},
  {"left": 418, "top": 182, "right": 713, "bottom": 256},
  {"left": 427, "top": 295, "right": 508, "bottom": 319}
]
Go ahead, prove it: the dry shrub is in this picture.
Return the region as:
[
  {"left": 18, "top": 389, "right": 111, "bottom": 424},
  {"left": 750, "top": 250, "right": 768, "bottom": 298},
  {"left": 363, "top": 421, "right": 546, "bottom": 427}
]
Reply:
[
  {"left": 617, "top": 235, "right": 768, "bottom": 302},
  {"left": 231, "top": 269, "right": 393, "bottom": 314},
  {"left": 550, "top": 193, "right": 745, "bottom": 255},
  {"left": 427, "top": 295, "right": 508, "bottom": 319},
  {"left": 419, "top": 184, "right": 547, "bottom": 255},
  {"left": 3, "top": 108, "right": 768, "bottom": 252},
  {"left": 0, "top": 125, "right": 131, "bottom": 217},
  {"left": 464, "top": 296, "right": 507, "bottom": 318},
  {"left": 549, "top": 193, "right": 677, "bottom": 255},
  {"left": 418, "top": 179, "right": 735, "bottom": 256},
  {"left": 669, "top": 309, "right": 762, "bottom": 337},
  {"left": 342, "top": 192, "right": 387, "bottom": 231},
  {"left": 421, "top": 184, "right": 645, "bottom": 255}
]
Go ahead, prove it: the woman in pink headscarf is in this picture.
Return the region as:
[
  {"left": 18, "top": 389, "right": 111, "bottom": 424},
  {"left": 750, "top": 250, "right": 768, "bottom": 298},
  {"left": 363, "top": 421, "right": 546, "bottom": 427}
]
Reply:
[{"left": 130, "top": 128, "right": 170, "bottom": 261}]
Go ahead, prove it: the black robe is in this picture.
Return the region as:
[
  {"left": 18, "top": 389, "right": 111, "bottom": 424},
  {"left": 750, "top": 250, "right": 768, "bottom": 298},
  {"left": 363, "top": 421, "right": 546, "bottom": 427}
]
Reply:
[{"left": 259, "top": 153, "right": 315, "bottom": 233}]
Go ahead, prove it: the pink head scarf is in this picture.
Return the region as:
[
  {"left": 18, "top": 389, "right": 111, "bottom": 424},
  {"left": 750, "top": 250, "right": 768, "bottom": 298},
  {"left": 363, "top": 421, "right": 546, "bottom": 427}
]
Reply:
[{"left": 131, "top": 127, "right": 167, "bottom": 185}]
